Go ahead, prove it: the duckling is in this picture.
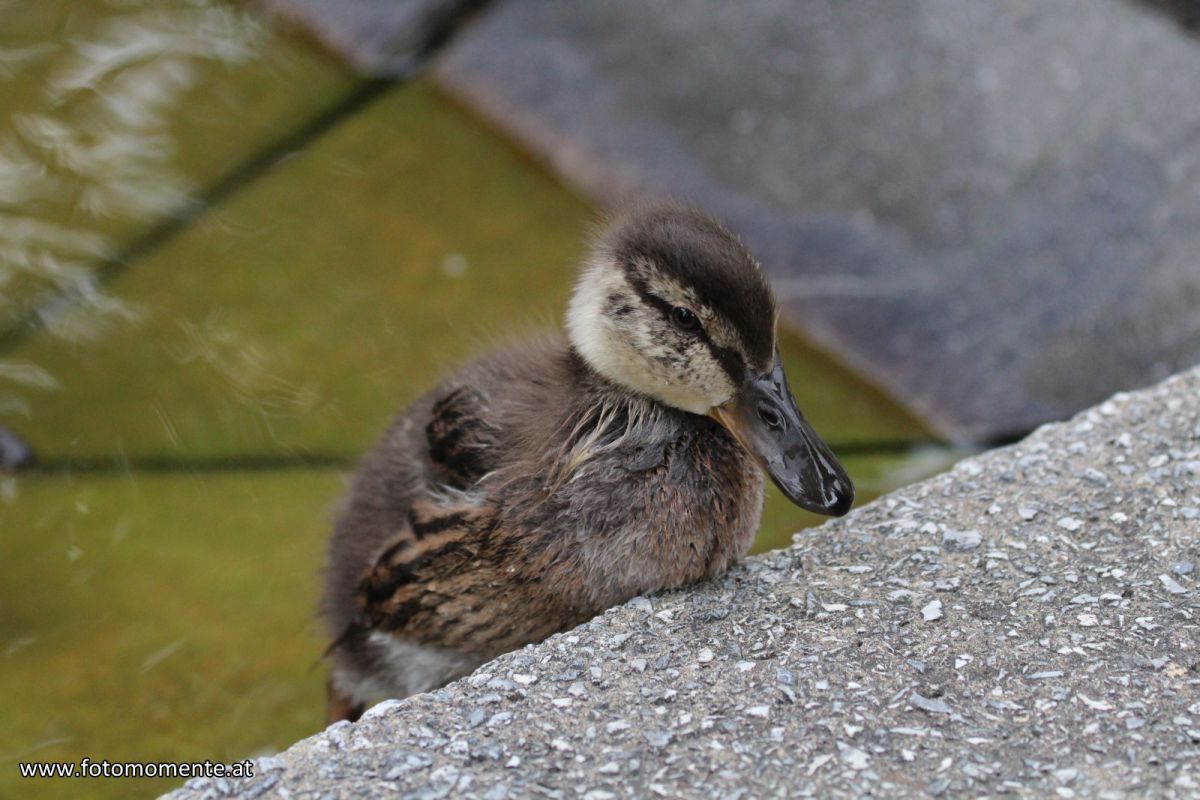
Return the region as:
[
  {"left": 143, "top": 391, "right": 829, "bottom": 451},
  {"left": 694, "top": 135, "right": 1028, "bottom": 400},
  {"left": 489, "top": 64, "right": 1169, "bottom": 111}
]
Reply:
[{"left": 322, "top": 206, "right": 853, "bottom": 722}]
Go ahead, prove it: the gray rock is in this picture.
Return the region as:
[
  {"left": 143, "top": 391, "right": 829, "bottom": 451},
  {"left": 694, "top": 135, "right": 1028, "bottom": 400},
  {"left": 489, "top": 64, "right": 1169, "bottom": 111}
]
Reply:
[
  {"left": 920, "top": 599, "right": 943, "bottom": 622},
  {"left": 941, "top": 528, "right": 982, "bottom": 550},
  {"left": 0, "top": 426, "right": 34, "bottom": 471},
  {"left": 164, "top": 365, "right": 1200, "bottom": 799},
  {"left": 909, "top": 692, "right": 953, "bottom": 716},
  {"left": 433, "top": 0, "right": 1200, "bottom": 440},
  {"left": 1159, "top": 574, "right": 1189, "bottom": 595}
]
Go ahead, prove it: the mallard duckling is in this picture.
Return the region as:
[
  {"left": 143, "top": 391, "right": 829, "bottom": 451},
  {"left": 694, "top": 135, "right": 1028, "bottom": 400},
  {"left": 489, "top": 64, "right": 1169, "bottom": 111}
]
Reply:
[{"left": 323, "top": 206, "right": 852, "bottom": 722}]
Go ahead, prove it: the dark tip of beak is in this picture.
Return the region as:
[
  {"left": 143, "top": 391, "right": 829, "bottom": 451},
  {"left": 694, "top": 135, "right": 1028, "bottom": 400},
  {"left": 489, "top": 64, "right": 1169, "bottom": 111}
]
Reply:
[
  {"left": 827, "top": 483, "right": 854, "bottom": 517},
  {"left": 715, "top": 349, "right": 855, "bottom": 518}
]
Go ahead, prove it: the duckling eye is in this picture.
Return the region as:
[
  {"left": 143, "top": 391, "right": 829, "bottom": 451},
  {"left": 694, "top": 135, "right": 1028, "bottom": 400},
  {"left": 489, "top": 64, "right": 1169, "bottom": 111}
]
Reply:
[{"left": 670, "top": 306, "right": 701, "bottom": 333}]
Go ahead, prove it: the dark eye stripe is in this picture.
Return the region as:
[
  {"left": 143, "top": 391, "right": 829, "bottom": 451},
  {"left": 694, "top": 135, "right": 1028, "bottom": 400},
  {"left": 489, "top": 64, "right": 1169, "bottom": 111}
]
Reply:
[{"left": 622, "top": 265, "right": 743, "bottom": 383}]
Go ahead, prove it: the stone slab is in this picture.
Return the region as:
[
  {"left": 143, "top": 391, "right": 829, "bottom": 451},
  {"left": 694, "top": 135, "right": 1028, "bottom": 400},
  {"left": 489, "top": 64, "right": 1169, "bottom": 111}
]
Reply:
[
  {"left": 167, "top": 365, "right": 1200, "bottom": 798},
  {"left": 431, "top": 0, "right": 1200, "bottom": 441}
]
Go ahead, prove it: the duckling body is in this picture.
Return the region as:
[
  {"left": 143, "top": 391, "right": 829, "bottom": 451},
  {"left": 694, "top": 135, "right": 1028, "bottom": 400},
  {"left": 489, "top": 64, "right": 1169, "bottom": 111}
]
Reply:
[
  {"left": 324, "top": 338, "right": 761, "bottom": 716},
  {"left": 324, "top": 207, "right": 851, "bottom": 721}
]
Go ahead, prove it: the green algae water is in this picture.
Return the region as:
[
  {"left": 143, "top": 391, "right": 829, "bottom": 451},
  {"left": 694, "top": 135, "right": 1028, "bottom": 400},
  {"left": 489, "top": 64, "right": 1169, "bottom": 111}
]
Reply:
[{"left": 0, "top": 3, "right": 947, "bottom": 797}]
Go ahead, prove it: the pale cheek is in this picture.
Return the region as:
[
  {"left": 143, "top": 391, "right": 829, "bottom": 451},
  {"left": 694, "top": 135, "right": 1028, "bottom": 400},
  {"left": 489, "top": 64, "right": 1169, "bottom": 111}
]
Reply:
[
  {"left": 668, "top": 343, "right": 735, "bottom": 406},
  {"left": 693, "top": 360, "right": 736, "bottom": 407}
]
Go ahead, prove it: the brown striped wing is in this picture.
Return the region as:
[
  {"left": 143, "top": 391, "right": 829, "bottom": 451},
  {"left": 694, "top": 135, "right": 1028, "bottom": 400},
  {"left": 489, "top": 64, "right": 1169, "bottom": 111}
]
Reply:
[
  {"left": 354, "top": 500, "right": 501, "bottom": 649},
  {"left": 424, "top": 386, "right": 501, "bottom": 490}
]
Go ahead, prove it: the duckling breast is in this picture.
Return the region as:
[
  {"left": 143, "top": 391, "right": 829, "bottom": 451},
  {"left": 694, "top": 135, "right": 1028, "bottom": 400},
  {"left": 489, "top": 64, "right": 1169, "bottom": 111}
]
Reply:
[{"left": 503, "top": 406, "right": 765, "bottom": 614}]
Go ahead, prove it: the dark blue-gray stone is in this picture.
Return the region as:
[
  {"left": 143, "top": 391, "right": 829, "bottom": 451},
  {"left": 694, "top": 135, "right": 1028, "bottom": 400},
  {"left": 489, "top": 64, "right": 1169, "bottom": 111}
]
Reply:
[
  {"left": 432, "top": 0, "right": 1200, "bottom": 440},
  {"left": 0, "top": 426, "right": 34, "bottom": 470}
]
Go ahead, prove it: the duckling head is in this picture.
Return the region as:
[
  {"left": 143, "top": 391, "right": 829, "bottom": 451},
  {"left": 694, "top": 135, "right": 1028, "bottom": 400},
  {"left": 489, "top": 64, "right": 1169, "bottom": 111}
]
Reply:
[{"left": 566, "top": 206, "right": 854, "bottom": 517}]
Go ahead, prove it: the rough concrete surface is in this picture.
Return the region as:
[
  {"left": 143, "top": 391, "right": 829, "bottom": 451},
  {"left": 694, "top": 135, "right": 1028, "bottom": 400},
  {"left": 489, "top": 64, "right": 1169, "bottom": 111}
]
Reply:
[
  {"left": 431, "top": 0, "right": 1200, "bottom": 441},
  {"left": 168, "top": 366, "right": 1200, "bottom": 798}
]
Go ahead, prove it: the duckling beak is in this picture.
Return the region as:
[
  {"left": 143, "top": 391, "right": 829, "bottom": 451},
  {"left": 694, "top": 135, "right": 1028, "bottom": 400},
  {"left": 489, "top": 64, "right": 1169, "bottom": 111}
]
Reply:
[{"left": 711, "top": 350, "right": 854, "bottom": 517}]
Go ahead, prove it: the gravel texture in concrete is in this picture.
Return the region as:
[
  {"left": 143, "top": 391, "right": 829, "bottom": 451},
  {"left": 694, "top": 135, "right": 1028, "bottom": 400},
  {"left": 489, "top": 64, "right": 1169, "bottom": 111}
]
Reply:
[{"left": 168, "top": 365, "right": 1199, "bottom": 797}]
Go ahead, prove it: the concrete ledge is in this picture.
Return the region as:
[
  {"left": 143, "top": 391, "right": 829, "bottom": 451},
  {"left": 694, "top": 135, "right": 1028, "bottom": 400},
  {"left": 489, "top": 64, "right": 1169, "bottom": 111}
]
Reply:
[{"left": 169, "top": 366, "right": 1200, "bottom": 798}]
